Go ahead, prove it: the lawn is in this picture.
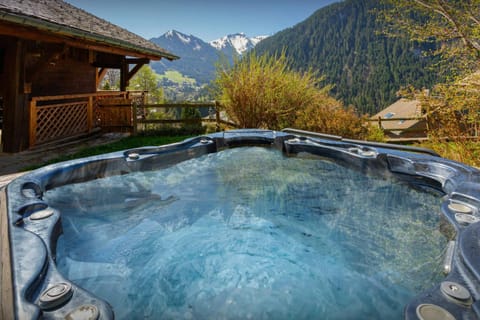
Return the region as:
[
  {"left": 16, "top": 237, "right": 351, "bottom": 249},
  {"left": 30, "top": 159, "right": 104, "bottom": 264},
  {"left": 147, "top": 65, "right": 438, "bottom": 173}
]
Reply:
[{"left": 25, "top": 135, "right": 192, "bottom": 171}]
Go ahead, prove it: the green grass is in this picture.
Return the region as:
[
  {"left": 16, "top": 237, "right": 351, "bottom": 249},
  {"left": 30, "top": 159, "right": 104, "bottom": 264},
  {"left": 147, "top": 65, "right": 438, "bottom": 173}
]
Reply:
[
  {"left": 418, "top": 140, "right": 480, "bottom": 168},
  {"left": 24, "top": 135, "right": 192, "bottom": 171},
  {"left": 158, "top": 71, "right": 196, "bottom": 85}
]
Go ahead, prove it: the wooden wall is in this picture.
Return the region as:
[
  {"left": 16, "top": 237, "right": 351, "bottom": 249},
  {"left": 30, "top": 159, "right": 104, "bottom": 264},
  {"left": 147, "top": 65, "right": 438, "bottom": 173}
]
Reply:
[
  {"left": 0, "top": 33, "right": 132, "bottom": 152},
  {"left": 0, "top": 39, "right": 99, "bottom": 152},
  {"left": 27, "top": 44, "right": 96, "bottom": 97},
  {"left": 0, "top": 36, "right": 29, "bottom": 152}
]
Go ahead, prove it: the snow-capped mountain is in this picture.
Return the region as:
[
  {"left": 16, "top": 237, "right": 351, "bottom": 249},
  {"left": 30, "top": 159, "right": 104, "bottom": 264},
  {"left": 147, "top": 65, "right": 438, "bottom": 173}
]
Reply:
[
  {"left": 210, "top": 33, "right": 269, "bottom": 55},
  {"left": 149, "top": 30, "right": 268, "bottom": 85},
  {"left": 153, "top": 30, "right": 213, "bottom": 54},
  {"left": 150, "top": 30, "right": 220, "bottom": 84}
]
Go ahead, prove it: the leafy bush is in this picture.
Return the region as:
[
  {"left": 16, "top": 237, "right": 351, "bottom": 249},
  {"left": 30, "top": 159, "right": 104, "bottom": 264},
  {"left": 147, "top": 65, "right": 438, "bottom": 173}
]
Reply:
[
  {"left": 179, "top": 107, "right": 203, "bottom": 135},
  {"left": 419, "top": 140, "right": 480, "bottom": 168},
  {"left": 215, "top": 51, "right": 319, "bottom": 130},
  {"left": 294, "top": 89, "right": 370, "bottom": 139},
  {"left": 400, "top": 73, "right": 480, "bottom": 167},
  {"left": 364, "top": 124, "right": 386, "bottom": 142},
  {"left": 215, "top": 51, "right": 371, "bottom": 139}
]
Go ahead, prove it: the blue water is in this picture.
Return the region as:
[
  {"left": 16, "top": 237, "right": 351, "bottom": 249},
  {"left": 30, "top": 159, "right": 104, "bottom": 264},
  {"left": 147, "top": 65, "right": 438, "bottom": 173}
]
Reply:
[{"left": 47, "top": 147, "right": 446, "bottom": 319}]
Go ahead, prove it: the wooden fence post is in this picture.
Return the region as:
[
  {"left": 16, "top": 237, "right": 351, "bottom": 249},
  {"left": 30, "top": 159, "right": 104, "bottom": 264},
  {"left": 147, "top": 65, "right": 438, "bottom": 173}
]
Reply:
[
  {"left": 29, "top": 99, "right": 37, "bottom": 148},
  {"left": 425, "top": 114, "right": 429, "bottom": 136},
  {"left": 132, "top": 101, "right": 137, "bottom": 135},
  {"left": 215, "top": 101, "right": 221, "bottom": 131},
  {"left": 87, "top": 96, "right": 93, "bottom": 133}
]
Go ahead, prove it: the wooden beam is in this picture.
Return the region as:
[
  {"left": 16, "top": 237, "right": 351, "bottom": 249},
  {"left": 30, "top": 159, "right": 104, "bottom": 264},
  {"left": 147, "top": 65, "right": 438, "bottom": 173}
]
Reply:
[
  {"left": 29, "top": 99, "right": 37, "bottom": 148},
  {"left": 92, "top": 52, "right": 124, "bottom": 68},
  {"left": 125, "top": 58, "right": 150, "bottom": 81},
  {"left": 0, "top": 22, "right": 164, "bottom": 61},
  {"left": 96, "top": 67, "right": 108, "bottom": 88},
  {"left": 127, "top": 62, "right": 147, "bottom": 82},
  {"left": 125, "top": 58, "right": 150, "bottom": 64},
  {"left": 91, "top": 61, "right": 122, "bottom": 68},
  {"left": 32, "top": 91, "right": 128, "bottom": 102},
  {"left": 141, "top": 103, "right": 217, "bottom": 109}
]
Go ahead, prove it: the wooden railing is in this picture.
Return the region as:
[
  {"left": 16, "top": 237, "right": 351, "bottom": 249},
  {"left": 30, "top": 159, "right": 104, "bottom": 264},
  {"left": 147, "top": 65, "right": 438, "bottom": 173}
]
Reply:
[
  {"left": 134, "top": 102, "right": 237, "bottom": 133},
  {"left": 368, "top": 114, "right": 480, "bottom": 143},
  {"left": 29, "top": 91, "right": 143, "bottom": 148},
  {"left": 366, "top": 116, "right": 428, "bottom": 141},
  {"left": 29, "top": 93, "right": 235, "bottom": 148}
]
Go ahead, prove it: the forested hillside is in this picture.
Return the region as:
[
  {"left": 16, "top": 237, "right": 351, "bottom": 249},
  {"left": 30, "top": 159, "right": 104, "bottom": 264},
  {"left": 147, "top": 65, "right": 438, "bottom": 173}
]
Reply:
[{"left": 255, "top": 0, "right": 442, "bottom": 114}]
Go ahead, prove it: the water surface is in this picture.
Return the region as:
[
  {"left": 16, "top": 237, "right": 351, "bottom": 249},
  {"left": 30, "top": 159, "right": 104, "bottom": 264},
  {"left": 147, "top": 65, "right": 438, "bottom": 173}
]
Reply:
[{"left": 47, "top": 147, "right": 446, "bottom": 319}]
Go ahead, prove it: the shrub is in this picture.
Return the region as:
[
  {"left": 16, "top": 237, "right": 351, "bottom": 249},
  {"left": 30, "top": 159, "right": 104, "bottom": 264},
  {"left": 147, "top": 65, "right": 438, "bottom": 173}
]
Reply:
[
  {"left": 401, "top": 73, "right": 480, "bottom": 166},
  {"left": 215, "top": 51, "right": 370, "bottom": 139},
  {"left": 294, "top": 90, "right": 369, "bottom": 139},
  {"left": 215, "top": 51, "right": 319, "bottom": 130}
]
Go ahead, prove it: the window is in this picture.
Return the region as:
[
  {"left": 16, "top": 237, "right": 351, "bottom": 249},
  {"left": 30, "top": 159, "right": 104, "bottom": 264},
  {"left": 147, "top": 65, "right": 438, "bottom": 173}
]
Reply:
[{"left": 384, "top": 112, "right": 395, "bottom": 119}]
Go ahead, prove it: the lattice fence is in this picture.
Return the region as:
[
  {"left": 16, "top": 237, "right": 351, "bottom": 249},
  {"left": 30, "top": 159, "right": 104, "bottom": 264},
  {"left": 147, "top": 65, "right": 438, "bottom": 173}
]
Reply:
[
  {"left": 35, "top": 101, "right": 89, "bottom": 145},
  {"left": 30, "top": 92, "right": 130, "bottom": 148}
]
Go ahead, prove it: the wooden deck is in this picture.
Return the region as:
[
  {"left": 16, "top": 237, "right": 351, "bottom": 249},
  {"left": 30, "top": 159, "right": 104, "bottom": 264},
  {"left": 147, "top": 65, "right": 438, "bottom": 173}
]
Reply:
[
  {"left": 0, "top": 172, "right": 26, "bottom": 189},
  {"left": 0, "top": 187, "right": 13, "bottom": 319},
  {"left": 0, "top": 132, "right": 128, "bottom": 177}
]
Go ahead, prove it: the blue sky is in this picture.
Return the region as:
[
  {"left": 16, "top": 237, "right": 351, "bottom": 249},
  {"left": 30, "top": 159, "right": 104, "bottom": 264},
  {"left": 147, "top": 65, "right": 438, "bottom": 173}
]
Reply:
[{"left": 66, "top": 0, "right": 339, "bottom": 42}]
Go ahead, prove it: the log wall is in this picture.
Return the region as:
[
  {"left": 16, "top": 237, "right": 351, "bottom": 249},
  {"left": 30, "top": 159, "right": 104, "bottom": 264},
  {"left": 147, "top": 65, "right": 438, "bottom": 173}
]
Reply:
[{"left": 27, "top": 45, "right": 96, "bottom": 96}]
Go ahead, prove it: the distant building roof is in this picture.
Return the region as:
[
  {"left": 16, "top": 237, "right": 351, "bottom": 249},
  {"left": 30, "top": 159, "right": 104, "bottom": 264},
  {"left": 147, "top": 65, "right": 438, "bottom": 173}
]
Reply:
[
  {"left": 0, "top": 0, "right": 179, "bottom": 61},
  {"left": 371, "top": 98, "right": 424, "bottom": 131}
]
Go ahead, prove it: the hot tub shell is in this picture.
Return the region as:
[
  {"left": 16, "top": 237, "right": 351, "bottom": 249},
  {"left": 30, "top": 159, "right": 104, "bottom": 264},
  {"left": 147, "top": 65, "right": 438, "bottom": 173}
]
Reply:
[{"left": 1, "top": 129, "right": 480, "bottom": 319}]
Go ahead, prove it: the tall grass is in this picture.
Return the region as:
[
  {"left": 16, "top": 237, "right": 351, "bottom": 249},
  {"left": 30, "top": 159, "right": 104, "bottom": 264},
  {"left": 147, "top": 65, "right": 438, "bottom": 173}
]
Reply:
[{"left": 215, "top": 51, "right": 375, "bottom": 139}]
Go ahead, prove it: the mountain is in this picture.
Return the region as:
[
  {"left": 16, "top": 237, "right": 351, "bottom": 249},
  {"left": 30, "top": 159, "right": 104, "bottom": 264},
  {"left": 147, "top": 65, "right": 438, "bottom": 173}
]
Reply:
[
  {"left": 149, "top": 30, "right": 268, "bottom": 86},
  {"left": 210, "top": 33, "right": 269, "bottom": 56},
  {"left": 149, "top": 30, "right": 221, "bottom": 84},
  {"left": 254, "top": 0, "right": 443, "bottom": 115}
]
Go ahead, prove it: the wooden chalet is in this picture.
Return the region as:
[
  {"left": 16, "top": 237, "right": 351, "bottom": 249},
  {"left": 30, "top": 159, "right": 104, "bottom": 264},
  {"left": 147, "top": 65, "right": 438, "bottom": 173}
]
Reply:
[
  {"left": 0, "top": 0, "right": 179, "bottom": 152},
  {"left": 371, "top": 98, "right": 427, "bottom": 140}
]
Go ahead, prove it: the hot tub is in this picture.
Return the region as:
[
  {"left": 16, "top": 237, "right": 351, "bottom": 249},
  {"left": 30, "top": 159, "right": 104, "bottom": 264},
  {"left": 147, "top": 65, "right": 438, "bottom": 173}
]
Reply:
[{"left": 1, "top": 129, "right": 479, "bottom": 319}]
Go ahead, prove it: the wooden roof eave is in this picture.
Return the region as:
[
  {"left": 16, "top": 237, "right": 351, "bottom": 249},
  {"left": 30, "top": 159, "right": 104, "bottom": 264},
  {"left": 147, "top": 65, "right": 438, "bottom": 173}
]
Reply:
[{"left": 0, "top": 11, "right": 179, "bottom": 61}]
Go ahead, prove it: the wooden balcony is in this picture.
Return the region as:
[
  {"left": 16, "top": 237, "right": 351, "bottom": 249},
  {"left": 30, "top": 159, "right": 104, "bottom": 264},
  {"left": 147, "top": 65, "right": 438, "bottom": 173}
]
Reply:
[
  {"left": 29, "top": 91, "right": 146, "bottom": 148},
  {"left": 28, "top": 92, "right": 232, "bottom": 149}
]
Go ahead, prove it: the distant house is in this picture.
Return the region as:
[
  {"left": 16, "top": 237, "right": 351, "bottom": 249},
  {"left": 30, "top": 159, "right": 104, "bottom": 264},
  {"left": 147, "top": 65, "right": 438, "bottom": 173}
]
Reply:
[
  {"left": 0, "top": 0, "right": 179, "bottom": 152},
  {"left": 371, "top": 98, "right": 427, "bottom": 139}
]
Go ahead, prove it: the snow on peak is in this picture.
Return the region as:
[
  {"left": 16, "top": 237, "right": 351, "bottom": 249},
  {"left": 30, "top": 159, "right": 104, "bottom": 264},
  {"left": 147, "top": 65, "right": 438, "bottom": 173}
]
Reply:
[
  {"left": 177, "top": 33, "right": 191, "bottom": 44},
  {"left": 210, "top": 33, "right": 269, "bottom": 55},
  {"left": 165, "top": 30, "right": 193, "bottom": 45},
  {"left": 251, "top": 35, "right": 269, "bottom": 45}
]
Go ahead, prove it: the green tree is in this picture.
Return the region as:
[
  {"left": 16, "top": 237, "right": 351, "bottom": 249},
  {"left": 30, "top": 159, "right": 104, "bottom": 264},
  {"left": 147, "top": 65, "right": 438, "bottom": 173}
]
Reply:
[
  {"left": 102, "top": 80, "right": 111, "bottom": 90},
  {"left": 378, "top": 0, "right": 480, "bottom": 77},
  {"left": 128, "top": 65, "right": 164, "bottom": 103},
  {"left": 378, "top": 1, "right": 480, "bottom": 164}
]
